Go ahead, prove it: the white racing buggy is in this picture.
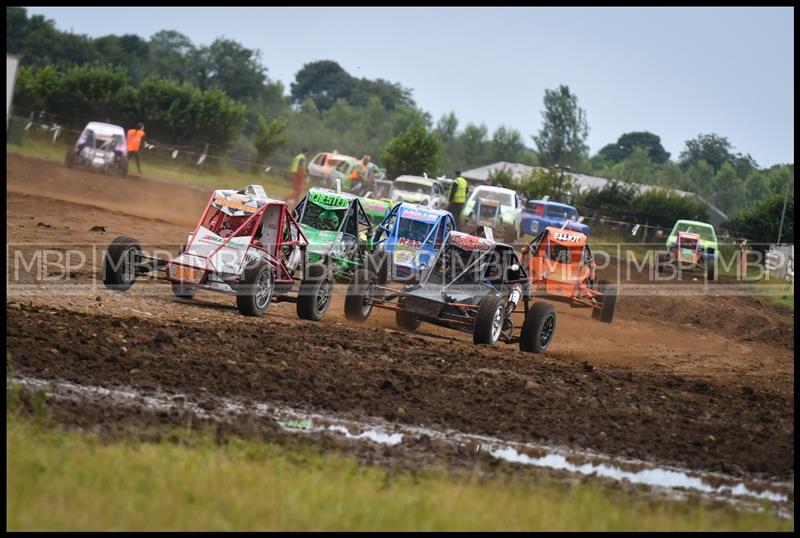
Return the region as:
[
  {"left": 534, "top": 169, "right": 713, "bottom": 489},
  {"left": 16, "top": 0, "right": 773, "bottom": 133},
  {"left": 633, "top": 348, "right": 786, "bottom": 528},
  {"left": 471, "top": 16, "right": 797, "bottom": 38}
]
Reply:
[
  {"left": 65, "top": 121, "right": 129, "bottom": 177},
  {"left": 102, "top": 185, "right": 312, "bottom": 317}
]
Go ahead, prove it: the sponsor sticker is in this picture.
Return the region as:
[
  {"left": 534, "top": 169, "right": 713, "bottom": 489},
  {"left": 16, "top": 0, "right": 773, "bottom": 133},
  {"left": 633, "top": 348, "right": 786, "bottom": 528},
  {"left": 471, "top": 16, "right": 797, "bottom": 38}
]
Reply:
[{"left": 554, "top": 232, "right": 581, "bottom": 243}]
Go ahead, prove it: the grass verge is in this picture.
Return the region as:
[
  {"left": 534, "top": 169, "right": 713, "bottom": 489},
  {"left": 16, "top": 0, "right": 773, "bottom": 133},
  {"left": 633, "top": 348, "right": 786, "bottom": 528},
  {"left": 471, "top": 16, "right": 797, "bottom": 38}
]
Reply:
[{"left": 6, "top": 413, "right": 792, "bottom": 531}]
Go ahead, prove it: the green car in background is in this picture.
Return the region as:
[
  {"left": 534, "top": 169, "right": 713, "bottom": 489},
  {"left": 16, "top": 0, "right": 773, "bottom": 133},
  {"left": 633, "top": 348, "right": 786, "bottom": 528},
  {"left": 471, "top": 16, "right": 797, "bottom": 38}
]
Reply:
[
  {"left": 292, "top": 188, "right": 393, "bottom": 320},
  {"left": 658, "top": 219, "right": 719, "bottom": 280}
]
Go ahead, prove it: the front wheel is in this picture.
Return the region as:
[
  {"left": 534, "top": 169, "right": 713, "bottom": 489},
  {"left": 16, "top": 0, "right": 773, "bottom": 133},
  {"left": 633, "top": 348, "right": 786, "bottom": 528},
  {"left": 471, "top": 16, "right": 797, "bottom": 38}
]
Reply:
[
  {"left": 118, "top": 155, "right": 129, "bottom": 177},
  {"left": 473, "top": 294, "right": 505, "bottom": 345},
  {"left": 236, "top": 261, "right": 274, "bottom": 316},
  {"left": 344, "top": 270, "right": 377, "bottom": 322},
  {"left": 102, "top": 235, "right": 141, "bottom": 292},
  {"left": 297, "top": 274, "right": 333, "bottom": 321},
  {"left": 520, "top": 302, "right": 557, "bottom": 353}
]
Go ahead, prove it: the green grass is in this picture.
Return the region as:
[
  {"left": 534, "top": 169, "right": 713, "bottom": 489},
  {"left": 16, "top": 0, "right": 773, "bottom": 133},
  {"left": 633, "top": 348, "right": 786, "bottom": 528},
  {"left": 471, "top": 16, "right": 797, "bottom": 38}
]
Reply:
[
  {"left": 6, "top": 414, "right": 792, "bottom": 531},
  {"left": 6, "top": 137, "right": 293, "bottom": 199}
]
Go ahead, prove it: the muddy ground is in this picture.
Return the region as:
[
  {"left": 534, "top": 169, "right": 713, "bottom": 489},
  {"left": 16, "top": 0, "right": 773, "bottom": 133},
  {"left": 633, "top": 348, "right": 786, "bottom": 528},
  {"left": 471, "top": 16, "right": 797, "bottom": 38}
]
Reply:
[{"left": 5, "top": 153, "right": 795, "bottom": 483}]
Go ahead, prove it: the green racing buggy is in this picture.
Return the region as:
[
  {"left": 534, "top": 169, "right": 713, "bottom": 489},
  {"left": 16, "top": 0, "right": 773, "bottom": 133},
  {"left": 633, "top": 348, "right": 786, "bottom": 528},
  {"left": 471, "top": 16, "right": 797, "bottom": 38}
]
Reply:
[{"left": 292, "top": 188, "right": 393, "bottom": 320}]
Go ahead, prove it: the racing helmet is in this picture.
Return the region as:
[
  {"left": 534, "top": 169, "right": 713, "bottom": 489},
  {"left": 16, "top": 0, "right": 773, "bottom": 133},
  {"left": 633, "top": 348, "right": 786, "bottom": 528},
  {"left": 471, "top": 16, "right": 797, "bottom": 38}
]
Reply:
[{"left": 318, "top": 209, "right": 340, "bottom": 231}]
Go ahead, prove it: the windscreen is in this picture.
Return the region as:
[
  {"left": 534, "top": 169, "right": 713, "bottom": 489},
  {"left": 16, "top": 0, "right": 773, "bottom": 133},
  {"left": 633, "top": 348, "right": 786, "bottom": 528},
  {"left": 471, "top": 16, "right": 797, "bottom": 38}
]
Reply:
[
  {"left": 428, "top": 244, "right": 489, "bottom": 285},
  {"left": 300, "top": 202, "right": 346, "bottom": 232},
  {"left": 395, "top": 180, "right": 433, "bottom": 194},
  {"left": 475, "top": 190, "right": 513, "bottom": 206},
  {"left": 674, "top": 223, "right": 716, "bottom": 242},
  {"left": 397, "top": 218, "right": 434, "bottom": 245},
  {"left": 547, "top": 206, "right": 579, "bottom": 220}
]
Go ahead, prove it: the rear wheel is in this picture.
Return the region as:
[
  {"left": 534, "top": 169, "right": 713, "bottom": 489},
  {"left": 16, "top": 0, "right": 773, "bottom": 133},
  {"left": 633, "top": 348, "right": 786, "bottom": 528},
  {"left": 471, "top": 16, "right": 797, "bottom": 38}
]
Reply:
[
  {"left": 64, "top": 147, "right": 75, "bottom": 168},
  {"left": 520, "top": 302, "right": 557, "bottom": 353},
  {"left": 344, "top": 269, "right": 377, "bottom": 322},
  {"left": 395, "top": 297, "right": 420, "bottom": 331},
  {"left": 102, "top": 235, "right": 141, "bottom": 292},
  {"left": 236, "top": 260, "right": 274, "bottom": 316},
  {"left": 706, "top": 256, "right": 716, "bottom": 281},
  {"left": 592, "top": 281, "right": 617, "bottom": 323},
  {"left": 118, "top": 155, "right": 129, "bottom": 177},
  {"left": 297, "top": 274, "right": 333, "bottom": 321},
  {"left": 473, "top": 294, "right": 505, "bottom": 346}
]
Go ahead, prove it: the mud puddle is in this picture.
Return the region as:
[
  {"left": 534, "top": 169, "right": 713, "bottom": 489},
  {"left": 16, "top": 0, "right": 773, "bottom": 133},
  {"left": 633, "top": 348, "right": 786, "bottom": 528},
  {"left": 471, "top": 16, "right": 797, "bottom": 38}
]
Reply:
[{"left": 11, "top": 374, "right": 792, "bottom": 516}]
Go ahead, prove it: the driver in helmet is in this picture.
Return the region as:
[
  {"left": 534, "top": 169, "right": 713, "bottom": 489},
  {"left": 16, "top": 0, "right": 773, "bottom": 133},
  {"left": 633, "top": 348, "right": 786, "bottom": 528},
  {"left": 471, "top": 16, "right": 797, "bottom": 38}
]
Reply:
[{"left": 318, "top": 209, "right": 340, "bottom": 231}]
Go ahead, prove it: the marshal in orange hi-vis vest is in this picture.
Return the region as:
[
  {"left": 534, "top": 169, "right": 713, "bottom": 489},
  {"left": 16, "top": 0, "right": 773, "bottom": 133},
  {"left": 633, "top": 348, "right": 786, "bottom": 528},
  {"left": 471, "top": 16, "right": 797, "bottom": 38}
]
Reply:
[{"left": 127, "top": 128, "right": 145, "bottom": 152}]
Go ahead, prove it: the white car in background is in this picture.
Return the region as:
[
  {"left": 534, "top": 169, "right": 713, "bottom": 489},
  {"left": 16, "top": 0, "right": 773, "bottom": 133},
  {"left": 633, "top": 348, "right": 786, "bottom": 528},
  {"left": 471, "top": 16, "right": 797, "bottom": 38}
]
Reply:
[
  {"left": 461, "top": 185, "right": 524, "bottom": 243},
  {"left": 391, "top": 175, "right": 450, "bottom": 209}
]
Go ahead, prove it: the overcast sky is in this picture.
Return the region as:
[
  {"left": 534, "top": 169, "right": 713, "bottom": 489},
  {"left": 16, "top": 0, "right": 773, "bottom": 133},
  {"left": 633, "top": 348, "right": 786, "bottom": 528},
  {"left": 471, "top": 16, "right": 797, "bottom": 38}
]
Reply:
[{"left": 24, "top": 6, "right": 794, "bottom": 167}]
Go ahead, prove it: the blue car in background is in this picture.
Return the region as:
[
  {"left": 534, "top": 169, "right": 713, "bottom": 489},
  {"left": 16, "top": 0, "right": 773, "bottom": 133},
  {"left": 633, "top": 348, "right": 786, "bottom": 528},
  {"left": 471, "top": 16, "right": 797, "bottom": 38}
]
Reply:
[
  {"left": 373, "top": 203, "right": 456, "bottom": 281},
  {"left": 520, "top": 200, "right": 590, "bottom": 237}
]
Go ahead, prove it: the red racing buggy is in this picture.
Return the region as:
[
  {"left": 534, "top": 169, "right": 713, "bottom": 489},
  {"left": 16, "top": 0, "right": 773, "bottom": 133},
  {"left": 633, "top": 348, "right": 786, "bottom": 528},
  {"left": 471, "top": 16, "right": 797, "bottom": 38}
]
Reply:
[
  {"left": 521, "top": 226, "right": 617, "bottom": 323},
  {"left": 101, "top": 184, "right": 321, "bottom": 317}
]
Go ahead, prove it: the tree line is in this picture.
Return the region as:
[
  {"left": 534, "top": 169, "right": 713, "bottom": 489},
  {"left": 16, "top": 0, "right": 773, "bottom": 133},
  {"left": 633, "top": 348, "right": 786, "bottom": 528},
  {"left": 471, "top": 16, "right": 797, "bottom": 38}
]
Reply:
[{"left": 7, "top": 7, "right": 793, "bottom": 242}]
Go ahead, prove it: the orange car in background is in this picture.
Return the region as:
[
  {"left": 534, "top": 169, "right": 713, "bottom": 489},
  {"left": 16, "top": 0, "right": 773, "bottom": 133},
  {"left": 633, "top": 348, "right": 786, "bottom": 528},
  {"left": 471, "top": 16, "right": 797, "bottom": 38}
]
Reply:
[
  {"left": 307, "top": 151, "right": 359, "bottom": 187},
  {"left": 521, "top": 226, "right": 617, "bottom": 323}
]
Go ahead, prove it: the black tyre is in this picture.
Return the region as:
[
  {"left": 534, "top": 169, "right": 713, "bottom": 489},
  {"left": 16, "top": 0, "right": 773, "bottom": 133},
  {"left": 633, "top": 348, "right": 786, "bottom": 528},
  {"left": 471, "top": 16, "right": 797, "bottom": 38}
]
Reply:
[
  {"left": 519, "top": 302, "right": 557, "bottom": 354},
  {"left": 395, "top": 297, "right": 420, "bottom": 331},
  {"left": 236, "top": 260, "right": 274, "bottom": 316},
  {"left": 473, "top": 294, "right": 505, "bottom": 346},
  {"left": 102, "top": 235, "right": 141, "bottom": 292},
  {"left": 297, "top": 274, "right": 333, "bottom": 321},
  {"left": 64, "top": 147, "right": 75, "bottom": 168},
  {"left": 706, "top": 257, "right": 716, "bottom": 281},
  {"left": 118, "top": 155, "right": 129, "bottom": 177},
  {"left": 344, "top": 269, "right": 377, "bottom": 322},
  {"left": 592, "top": 281, "right": 617, "bottom": 323}
]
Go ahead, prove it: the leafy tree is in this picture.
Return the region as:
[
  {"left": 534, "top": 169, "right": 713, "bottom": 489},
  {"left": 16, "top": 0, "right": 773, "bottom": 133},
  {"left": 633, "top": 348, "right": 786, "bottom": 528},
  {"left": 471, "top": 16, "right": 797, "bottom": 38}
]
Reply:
[
  {"left": 196, "top": 38, "right": 268, "bottom": 104},
  {"left": 533, "top": 84, "right": 589, "bottom": 168},
  {"left": 679, "top": 133, "right": 735, "bottom": 173},
  {"left": 598, "top": 131, "right": 670, "bottom": 164},
  {"left": 628, "top": 189, "right": 709, "bottom": 227},
  {"left": 509, "top": 168, "right": 576, "bottom": 202},
  {"left": 290, "top": 60, "right": 354, "bottom": 112},
  {"left": 458, "top": 123, "right": 489, "bottom": 168},
  {"left": 709, "top": 161, "right": 745, "bottom": 214},
  {"left": 726, "top": 191, "right": 794, "bottom": 243},
  {"left": 490, "top": 125, "right": 524, "bottom": 163},
  {"left": 148, "top": 30, "right": 196, "bottom": 84},
  {"left": 577, "top": 180, "right": 639, "bottom": 212},
  {"left": 253, "top": 116, "right": 287, "bottom": 167},
  {"left": 435, "top": 112, "right": 459, "bottom": 143},
  {"left": 381, "top": 123, "right": 441, "bottom": 178},
  {"left": 610, "top": 147, "right": 658, "bottom": 184}
]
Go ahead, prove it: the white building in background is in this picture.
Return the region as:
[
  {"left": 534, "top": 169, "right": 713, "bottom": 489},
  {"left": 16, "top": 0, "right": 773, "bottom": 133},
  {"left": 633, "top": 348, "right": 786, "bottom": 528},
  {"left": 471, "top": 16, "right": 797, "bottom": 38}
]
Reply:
[{"left": 462, "top": 160, "right": 728, "bottom": 228}]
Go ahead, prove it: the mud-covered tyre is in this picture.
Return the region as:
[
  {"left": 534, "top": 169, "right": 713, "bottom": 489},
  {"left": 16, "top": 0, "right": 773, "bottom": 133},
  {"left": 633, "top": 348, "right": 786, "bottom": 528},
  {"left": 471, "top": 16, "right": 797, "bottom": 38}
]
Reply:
[
  {"left": 344, "top": 269, "right": 377, "bottom": 322},
  {"left": 102, "top": 235, "right": 141, "bottom": 292},
  {"left": 473, "top": 294, "right": 505, "bottom": 346},
  {"left": 706, "top": 257, "right": 716, "bottom": 281},
  {"left": 118, "top": 155, "right": 129, "bottom": 177},
  {"left": 236, "top": 260, "right": 274, "bottom": 317},
  {"left": 297, "top": 274, "right": 333, "bottom": 321},
  {"left": 592, "top": 281, "right": 617, "bottom": 323},
  {"left": 64, "top": 147, "right": 75, "bottom": 168},
  {"left": 395, "top": 298, "right": 420, "bottom": 331},
  {"left": 520, "top": 302, "right": 557, "bottom": 353}
]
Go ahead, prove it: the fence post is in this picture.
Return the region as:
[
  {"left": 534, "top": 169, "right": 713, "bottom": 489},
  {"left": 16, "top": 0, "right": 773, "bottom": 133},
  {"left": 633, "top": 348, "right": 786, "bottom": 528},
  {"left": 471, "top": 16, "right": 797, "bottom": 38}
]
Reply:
[{"left": 641, "top": 218, "right": 648, "bottom": 244}]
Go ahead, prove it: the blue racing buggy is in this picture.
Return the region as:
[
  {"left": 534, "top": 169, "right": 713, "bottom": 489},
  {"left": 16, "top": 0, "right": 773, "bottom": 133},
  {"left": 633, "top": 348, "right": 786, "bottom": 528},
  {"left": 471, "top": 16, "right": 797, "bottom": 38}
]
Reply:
[{"left": 372, "top": 202, "right": 456, "bottom": 282}]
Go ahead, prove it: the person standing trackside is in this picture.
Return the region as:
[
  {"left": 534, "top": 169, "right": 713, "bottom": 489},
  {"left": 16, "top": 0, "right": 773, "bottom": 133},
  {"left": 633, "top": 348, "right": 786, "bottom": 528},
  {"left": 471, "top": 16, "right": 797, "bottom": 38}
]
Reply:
[
  {"left": 290, "top": 148, "right": 309, "bottom": 204},
  {"left": 449, "top": 170, "right": 468, "bottom": 231},
  {"left": 126, "top": 123, "right": 146, "bottom": 174}
]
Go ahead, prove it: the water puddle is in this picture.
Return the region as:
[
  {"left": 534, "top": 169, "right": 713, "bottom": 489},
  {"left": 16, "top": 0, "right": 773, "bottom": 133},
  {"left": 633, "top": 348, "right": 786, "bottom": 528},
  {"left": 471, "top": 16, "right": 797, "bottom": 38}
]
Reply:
[{"left": 11, "top": 375, "right": 792, "bottom": 514}]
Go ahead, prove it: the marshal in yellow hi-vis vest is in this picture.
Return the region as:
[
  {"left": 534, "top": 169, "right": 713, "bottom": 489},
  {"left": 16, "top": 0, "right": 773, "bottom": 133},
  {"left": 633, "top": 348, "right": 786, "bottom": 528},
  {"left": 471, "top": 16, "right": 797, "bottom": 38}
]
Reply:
[
  {"left": 290, "top": 153, "right": 306, "bottom": 173},
  {"left": 452, "top": 176, "right": 468, "bottom": 203}
]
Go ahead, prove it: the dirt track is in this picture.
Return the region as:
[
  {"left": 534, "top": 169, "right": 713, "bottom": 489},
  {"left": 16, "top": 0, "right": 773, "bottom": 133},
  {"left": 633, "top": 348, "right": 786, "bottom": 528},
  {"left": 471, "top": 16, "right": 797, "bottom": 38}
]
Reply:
[{"left": 5, "top": 153, "right": 795, "bottom": 481}]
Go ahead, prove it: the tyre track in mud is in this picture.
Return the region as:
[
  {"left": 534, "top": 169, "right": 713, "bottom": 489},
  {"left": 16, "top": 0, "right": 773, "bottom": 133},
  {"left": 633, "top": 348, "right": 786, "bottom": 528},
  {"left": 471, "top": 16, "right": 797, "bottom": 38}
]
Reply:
[{"left": 7, "top": 303, "right": 793, "bottom": 480}]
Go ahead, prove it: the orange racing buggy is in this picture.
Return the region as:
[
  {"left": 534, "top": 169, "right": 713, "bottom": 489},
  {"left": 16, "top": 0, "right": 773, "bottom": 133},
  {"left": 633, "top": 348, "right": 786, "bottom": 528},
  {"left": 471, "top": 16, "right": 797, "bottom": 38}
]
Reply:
[{"left": 521, "top": 226, "right": 617, "bottom": 323}]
